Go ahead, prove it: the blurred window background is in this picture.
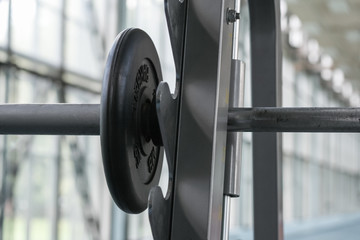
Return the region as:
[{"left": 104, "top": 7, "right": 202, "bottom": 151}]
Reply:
[{"left": 0, "top": 0, "right": 359, "bottom": 240}]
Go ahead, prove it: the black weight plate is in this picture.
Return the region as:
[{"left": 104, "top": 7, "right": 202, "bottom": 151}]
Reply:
[{"left": 101, "top": 28, "right": 164, "bottom": 214}]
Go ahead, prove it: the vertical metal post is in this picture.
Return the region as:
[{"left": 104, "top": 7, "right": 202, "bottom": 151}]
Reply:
[
  {"left": 0, "top": 72, "right": 9, "bottom": 240},
  {"left": 222, "top": 196, "right": 231, "bottom": 240},
  {"left": 25, "top": 156, "right": 33, "bottom": 240},
  {"left": 116, "top": 0, "right": 127, "bottom": 33},
  {"left": 170, "top": 0, "right": 233, "bottom": 239},
  {"left": 50, "top": 137, "right": 61, "bottom": 240},
  {"left": 110, "top": 204, "right": 127, "bottom": 240},
  {"left": 50, "top": 0, "right": 68, "bottom": 238},
  {"left": 248, "top": 1, "right": 283, "bottom": 240},
  {"left": 222, "top": 0, "right": 244, "bottom": 239},
  {"left": 0, "top": 1, "right": 12, "bottom": 237}
]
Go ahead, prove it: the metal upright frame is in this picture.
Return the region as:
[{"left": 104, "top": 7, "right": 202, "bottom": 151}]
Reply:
[
  {"left": 248, "top": 1, "right": 283, "bottom": 239},
  {"left": 170, "top": 0, "right": 234, "bottom": 239},
  {"left": 170, "top": 0, "right": 284, "bottom": 239}
]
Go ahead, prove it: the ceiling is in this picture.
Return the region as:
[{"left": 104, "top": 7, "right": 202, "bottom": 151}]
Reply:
[{"left": 286, "top": 0, "right": 360, "bottom": 89}]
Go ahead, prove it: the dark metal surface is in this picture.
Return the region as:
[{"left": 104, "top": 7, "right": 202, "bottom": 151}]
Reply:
[
  {"left": 149, "top": 1, "right": 188, "bottom": 238},
  {"left": 170, "top": 0, "right": 233, "bottom": 239},
  {"left": 100, "top": 28, "right": 164, "bottom": 214},
  {"left": 148, "top": 0, "right": 187, "bottom": 238},
  {"left": 228, "top": 107, "right": 360, "bottom": 132},
  {"left": 248, "top": 0, "right": 284, "bottom": 240},
  {"left": 148, "top": 82, "right": 178, "bottom": 240},
  {"left": 0, "top": 104, "right": 99, "bottom": 135},
  {"left": 148, "top": 185, "right": 171, "bottom": 239},
  {"left": 164, "top": 0, "right": 187, "bottom": 84}
]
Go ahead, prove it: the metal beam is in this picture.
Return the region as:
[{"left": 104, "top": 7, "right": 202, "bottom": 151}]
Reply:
[
  {"left": 248, "top": 0, "right": 283, "bottom": 240},
  {"left": 228, "top": 107, "right": 360, "bottom": 132},
  {"left": 0, "top": 104, "right": 99, "bottom": 135}
]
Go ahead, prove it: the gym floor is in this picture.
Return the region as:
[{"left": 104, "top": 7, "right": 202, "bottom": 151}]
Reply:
[{"left": 230, "top": 212, "right": 360, "bottom": 240}]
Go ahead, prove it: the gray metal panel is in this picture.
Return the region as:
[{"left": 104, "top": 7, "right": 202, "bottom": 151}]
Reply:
[
  {"left": 171, "top": 0, "right": 233, "bottom": 239},
  {"left": 248, "top": 0, "right": 283, "bottom": 240}
]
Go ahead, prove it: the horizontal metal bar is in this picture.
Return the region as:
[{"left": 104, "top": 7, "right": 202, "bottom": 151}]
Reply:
[
  {"left": 228, "top": 107, "right": 360, "bottom": 132},
  {"left": 0, "top": 104, "right": 100, "bottom": 135},
  {"left": 1, "top": 105, "right": 359, "bottom": 135}
]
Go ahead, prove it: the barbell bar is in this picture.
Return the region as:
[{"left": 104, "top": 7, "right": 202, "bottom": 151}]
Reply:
[
  {"left": 228, "top": 107, "right": 360, "bottom": 132},
  {"left": 1, "top": 105, "right": 360, "bottom": 135},
  {"left": 0, "top": 104, "right": 99, "bottom": 135}
]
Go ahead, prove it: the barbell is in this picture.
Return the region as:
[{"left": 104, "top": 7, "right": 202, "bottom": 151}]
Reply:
[
  {"left": 2, "top": 28, "right": 164, "bottom": 214},
  {"left": 1, "top": 28, "right": 360, "bottom": 214}
]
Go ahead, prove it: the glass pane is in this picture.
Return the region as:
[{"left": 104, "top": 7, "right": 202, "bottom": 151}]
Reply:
[
  {"left": 1, "top": 1, "right": 120, "bottom": 239},
  {"left": 66, "top": 0, "right": 88, "bottom": 23},
  {"left": 2, "top": 71, "right": 60, "bottom": 240},
  {"left": 40, "top": 0, "right": 62, "bottom": 10},
  {"left": 281, "top": 0, "right": 360, "bottom": 238},
  {"left": 0, "top": 71, "right": 5, "bottom": 101},
  {"left": 58, "top": 137, "right": 91, "bottom": 240},
  {"left": 0, "top": 0, "right": 9, "bottom": 47},
  {"left": 11, "top": 1, "right": 62, "bottom": 65},
  {"left": 64, "top": 21, "right": 102, "bottom": 79},
  {"left": 59, "top": 87, "right": 108, "bottom": 240}
]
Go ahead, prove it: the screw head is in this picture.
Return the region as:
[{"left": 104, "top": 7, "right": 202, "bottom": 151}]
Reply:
[{"left": 227, "top": 8, "right": 240, "bottom": 24}]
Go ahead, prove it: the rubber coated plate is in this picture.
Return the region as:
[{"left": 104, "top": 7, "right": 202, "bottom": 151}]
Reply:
[{"left": 101, "top": 28, "right": 164, "bottom": 214}]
